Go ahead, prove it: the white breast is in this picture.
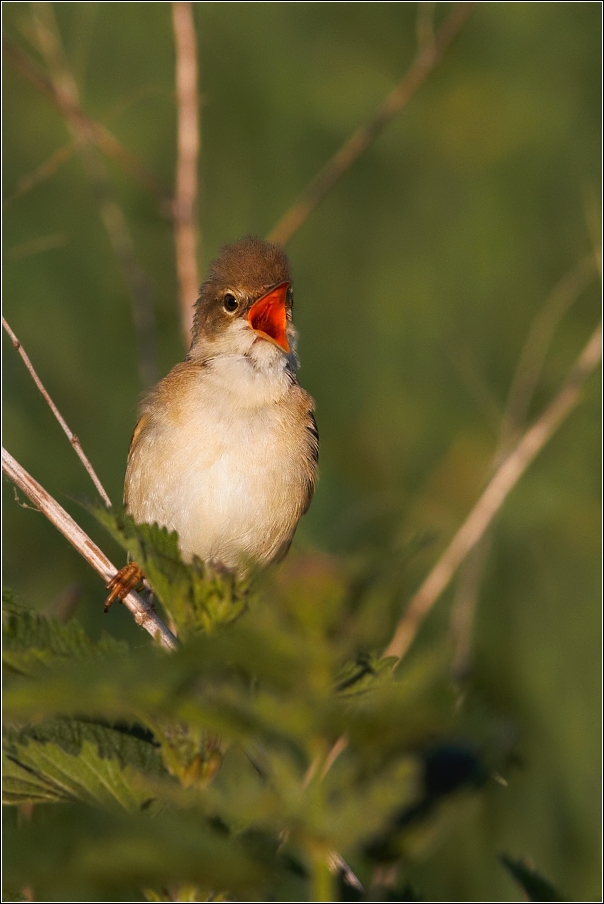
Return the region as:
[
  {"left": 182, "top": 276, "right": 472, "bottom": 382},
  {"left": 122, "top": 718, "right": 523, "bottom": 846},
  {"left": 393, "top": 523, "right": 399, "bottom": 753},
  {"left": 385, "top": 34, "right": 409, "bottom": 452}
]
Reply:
[{"left": 125, "top": 352, "right": 314, "bottom": 572}]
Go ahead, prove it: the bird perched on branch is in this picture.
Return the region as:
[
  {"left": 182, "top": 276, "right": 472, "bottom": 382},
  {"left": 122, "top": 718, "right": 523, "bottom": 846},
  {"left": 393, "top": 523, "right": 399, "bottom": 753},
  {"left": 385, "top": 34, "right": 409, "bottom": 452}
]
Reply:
[{"left": 106, "top": 236, "right": 318, "bottom": 607}]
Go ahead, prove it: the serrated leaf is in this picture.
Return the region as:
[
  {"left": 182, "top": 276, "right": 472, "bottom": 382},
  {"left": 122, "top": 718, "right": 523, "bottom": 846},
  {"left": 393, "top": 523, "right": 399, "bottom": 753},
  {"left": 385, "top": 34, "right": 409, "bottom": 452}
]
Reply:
[
  {"left": 3, "top": 718, "right": 169, "bottom": 810},
  {"left": 88, "top": 505, "right": 249, "bottom": 637},
  {"left": 500, "top": 854, "right": 564, "bottom": 901},
  {"left": 2, "top": 589, "right": 127, "bottom": 676}
]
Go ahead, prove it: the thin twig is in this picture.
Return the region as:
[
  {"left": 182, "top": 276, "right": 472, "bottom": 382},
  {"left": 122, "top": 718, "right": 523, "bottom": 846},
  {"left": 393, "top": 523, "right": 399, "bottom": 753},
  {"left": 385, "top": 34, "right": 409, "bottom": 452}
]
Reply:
[
  {"left": 3, "top": 36, "right": 170, "bottom": 206},
  {"left": 267, "top": 2, "right": 474, "bottom": 247},
  {"left": 29, "top": 3, "right": 158, "bottom": 387},
  {"left": 4, "top": 233, "right": 67, "bottom": 260},
  {"left": 384, "top": 321, "right": 602, "bottom": 662},
  {"left": 3, "top": 316, "right": 112, "bottom": 507},
  {"left": 415, "top": 2, "right": 436, "bottom": 53},
  {"left": 500, "top": 255, "right": 598, "bottom": 449},
  {"left": 172, "top": 1, "right": 201, "bottom": 348},
  {"left": 320, "top": 734, "right": 349, "bottom": 779},
  {"left": 2, "top": 448, "right": 177, "bottom": 652},
  {"left": 450, "top": 255, "right": 598, "bottom": 676},
  {"left": 3, "top": 143, "right": 75, "bottom": 208},
  {"left": 327, "top": 851, "right": 364, "bottom": 892},
  {"left": 317, "top": 3, "right": 475, "bottom": 788}
]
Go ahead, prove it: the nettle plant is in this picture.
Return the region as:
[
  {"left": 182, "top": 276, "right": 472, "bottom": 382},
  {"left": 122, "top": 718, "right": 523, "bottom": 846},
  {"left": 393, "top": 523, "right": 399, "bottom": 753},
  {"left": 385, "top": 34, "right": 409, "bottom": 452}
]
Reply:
[
  {"left": 3, "top": 3, "right": 595, "bottom": 902},
  {"left": 2, "top": 512, "right": 564, "bottom": 902}
]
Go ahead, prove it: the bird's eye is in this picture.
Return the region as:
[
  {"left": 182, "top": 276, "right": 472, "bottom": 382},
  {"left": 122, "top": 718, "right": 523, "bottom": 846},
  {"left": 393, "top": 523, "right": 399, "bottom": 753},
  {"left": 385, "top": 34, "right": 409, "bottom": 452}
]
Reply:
[{"left": 223, "top": 293, "right": 239, "bottom": 313}]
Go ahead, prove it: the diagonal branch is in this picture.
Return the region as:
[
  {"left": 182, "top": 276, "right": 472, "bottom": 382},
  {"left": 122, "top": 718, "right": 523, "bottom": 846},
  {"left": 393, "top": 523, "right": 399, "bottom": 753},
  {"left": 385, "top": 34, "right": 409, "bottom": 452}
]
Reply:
[
  {"left": 267, "top": 2, "right": 474, "bottom": 247},
  {"left": 450, "top": 254, "right": 598, "bottom": 676},
  {"left": 29, "top": 2, "right": 158, "bottom": 387},
  {"left": 384, "top": 321, "right": 602, "bottom": 662},
  {"left": 3, "top": 36, "right": 170, "bottom": 206},
  {"left": 500, "top": 255, "right": 598, "bottom": 448},
  {"left": 2, "top": 448, "right": 177, "bottom": 651},
  {"left": 5, "top": 233, "right": 66, "bottom": 260},
  {"left": 3, "top": 317, "right": 112, "bottom": 507},
  {"left": 171, "top": 1, "right": 201, "bottom": 348},
  {"left": 3, "top": 142, "right": 75, "bottom": 208}
]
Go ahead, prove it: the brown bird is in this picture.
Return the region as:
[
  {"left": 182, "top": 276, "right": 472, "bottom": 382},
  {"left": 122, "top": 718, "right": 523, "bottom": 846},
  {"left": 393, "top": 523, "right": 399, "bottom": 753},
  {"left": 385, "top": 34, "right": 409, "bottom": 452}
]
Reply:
[{"left": 106, "top": 236, "right": 318, "bottom": 606}]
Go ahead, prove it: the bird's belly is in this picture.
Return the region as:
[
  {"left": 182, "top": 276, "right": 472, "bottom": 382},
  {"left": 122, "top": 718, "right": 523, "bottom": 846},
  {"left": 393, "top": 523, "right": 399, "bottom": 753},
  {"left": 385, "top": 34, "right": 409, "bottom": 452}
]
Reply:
[{"left": 126, "top": 406, "right": 309, "bottom": 571}]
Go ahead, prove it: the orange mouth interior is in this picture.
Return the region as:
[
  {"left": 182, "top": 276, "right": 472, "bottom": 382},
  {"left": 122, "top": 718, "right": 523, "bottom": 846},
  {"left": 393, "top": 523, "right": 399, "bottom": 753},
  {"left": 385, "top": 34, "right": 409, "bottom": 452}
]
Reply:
[{"left": 247, "top": 282, "right": 290, "bottom": 352}]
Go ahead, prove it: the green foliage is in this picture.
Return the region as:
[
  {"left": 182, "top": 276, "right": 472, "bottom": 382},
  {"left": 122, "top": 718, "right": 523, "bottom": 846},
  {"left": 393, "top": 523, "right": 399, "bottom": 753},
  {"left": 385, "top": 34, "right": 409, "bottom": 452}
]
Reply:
[
  {"left": 2, "top": 2, "right": 600, "bottom": 900},
  {"left": 3, "top": 588, "right": 127, "bottom": 676},
  {"left": 2, "top": 562, "right": 511, "bottom": 900},
  {"left": 3, "top": 719, "right": 166, "bottom": 811},
  {"left": 89, "top": 505, "right": 249, "bottom": 638},
  {"left": 3, "top": 804, "right": 280, "bottom": 902}
]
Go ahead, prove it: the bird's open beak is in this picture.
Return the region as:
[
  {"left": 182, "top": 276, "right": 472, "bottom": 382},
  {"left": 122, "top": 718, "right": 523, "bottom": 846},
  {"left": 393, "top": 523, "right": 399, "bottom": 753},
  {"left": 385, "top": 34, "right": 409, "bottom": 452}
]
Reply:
[{"left": 247, "top": 282, "right": 290, "bottom": 352}]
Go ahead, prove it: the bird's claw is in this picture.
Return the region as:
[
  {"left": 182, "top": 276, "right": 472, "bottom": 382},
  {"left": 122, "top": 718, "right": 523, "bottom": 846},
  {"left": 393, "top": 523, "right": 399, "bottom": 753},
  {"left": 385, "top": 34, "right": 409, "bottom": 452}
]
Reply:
[{"left": 105, "top": 563, "right": 144, "bottom": 612}]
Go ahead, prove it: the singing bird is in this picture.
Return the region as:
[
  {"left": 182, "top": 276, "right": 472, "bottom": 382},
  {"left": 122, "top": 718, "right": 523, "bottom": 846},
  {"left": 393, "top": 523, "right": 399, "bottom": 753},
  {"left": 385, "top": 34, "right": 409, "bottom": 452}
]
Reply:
[{"left": 106, "top": 236, "right": 318, "bottom": 606}]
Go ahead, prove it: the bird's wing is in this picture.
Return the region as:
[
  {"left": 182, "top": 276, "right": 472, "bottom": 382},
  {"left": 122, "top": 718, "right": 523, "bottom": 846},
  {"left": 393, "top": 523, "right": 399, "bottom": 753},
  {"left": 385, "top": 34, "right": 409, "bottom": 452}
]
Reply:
[
  {"left": 123, "top": 414, "right": 149, "bottom": 507},
  {"left": 301, "top": 409, "right": 319, "bottom": 515},
  {"left": 128, "top": 413, "right": 149, "bottom": 456},
  {"left": 307, "top": 411, "right": 319, "bottom": 463}
]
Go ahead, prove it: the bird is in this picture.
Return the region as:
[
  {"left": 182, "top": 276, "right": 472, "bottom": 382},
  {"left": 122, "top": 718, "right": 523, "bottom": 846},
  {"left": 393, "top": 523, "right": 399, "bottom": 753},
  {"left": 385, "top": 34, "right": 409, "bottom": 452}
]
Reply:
[{"left": 106, "top": 235, "right": 318, "bottom": 607}]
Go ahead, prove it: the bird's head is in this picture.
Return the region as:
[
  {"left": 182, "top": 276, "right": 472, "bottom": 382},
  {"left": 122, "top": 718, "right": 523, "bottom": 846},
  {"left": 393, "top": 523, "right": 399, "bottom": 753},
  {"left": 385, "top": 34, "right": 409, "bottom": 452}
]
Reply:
[{"left": 190, "top": 236, "right": 297, "bottom": 369}]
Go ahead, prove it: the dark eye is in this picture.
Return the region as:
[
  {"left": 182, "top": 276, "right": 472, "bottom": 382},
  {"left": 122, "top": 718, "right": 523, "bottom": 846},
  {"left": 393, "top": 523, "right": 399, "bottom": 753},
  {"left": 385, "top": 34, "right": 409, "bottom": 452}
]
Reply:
[{"left": 223, "top": 293, "right": 239, "bottom": 313}]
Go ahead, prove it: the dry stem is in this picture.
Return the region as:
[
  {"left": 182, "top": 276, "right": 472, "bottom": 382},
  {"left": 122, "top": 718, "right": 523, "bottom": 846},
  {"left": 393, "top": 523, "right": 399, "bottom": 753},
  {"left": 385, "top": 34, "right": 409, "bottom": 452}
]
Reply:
[
  {"left": 268, "top": 2, "right": 474, "bottom": 247},
  {"left": 29, "top": 3, "right": 158, "bottom": 387},
  {"left": 2, "top": 448, "right": 177, "bottom": 652},
  {"left": 3, "top": 143, "right": 74, "bottom": 208},
  {"left": 450, "top": 254, "right": 598, "bottom": 675},
  {"left": 172, "top": 1, "right": 201, "bottom": 348},
  {"left": 2, "top": 36, "right": 169, "bottom": 206},
  {"left": 3, "top": 317, "right": 112, "bottom": 507},
  {"left": 500, "top": 255, "right": 598, "bottom": 448},
  {"left": 5, "top": 233, "right": 66, "bottom": 260},
  {"left": 384, "top": 321, "right": 602, "bottom": 662}
]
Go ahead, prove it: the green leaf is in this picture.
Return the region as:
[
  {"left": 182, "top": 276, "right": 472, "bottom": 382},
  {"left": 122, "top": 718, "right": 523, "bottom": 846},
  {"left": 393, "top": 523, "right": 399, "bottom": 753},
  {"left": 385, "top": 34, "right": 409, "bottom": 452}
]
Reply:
[
  {"left": 2, "top": 588, "right": 127, "bottom": 676},
  {"left": 500, "top": 854, "right": 564, "bottom": 901},
  {"left": 88, "top": 506, "right": 249, "bottom": 637},
  {"left": 3, "top": 718, "right": 169, "bottom": 811}
]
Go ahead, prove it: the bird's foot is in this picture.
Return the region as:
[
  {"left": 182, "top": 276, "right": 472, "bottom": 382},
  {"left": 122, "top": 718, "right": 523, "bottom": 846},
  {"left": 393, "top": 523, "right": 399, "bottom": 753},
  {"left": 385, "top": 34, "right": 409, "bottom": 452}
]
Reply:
[{"left": 105, "top": 563, "right": 145, "bottom": 612}]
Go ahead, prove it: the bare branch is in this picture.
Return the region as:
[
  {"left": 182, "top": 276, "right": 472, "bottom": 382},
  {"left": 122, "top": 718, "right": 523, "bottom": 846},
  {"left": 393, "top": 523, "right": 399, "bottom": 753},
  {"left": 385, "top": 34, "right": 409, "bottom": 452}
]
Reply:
[
  {"left": 320, "top": 734, "right": 349, "bottom": 779},
  {"left": 384, "top": 321, "right": 602, "bottom": 662},
  {"left": 29, "top": 3, "right": 158, "bottom": 387},
  {"left": 4, "top": 233, "right": 67, "bottom": 260},
  {"left": 327, "top": 851, "right": 364, "bottom": 892},
  {"left": 172, "top": 1, "right": 201, "bottom": 349},
  {"left": 3, "top": 143, "right": 75, "bottom": 208},
  {"left": 2, "top": 36, "right": 170, "bottom": 206},
  {"left": 415, "top": 2, "right": 436, "bottom": 53},
  {"left": 267, "top": 2, "right": 474, "bottom": 247},
  {"left": 3, "top": 317, "right": 112, "bottom": 507},
  {"left": 500, "top": 255, "right": 598, "bottom": 449},
  {"left": 2, "top": 448, "right": 177, "bottom": 652},
  {"left": 450, "top": 254, "right": 598, "bottom": 675}
]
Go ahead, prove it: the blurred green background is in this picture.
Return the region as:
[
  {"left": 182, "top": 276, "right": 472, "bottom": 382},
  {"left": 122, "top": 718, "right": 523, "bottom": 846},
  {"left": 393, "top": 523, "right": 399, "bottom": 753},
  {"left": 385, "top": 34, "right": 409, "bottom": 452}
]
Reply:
[{"left": 2, "top": 2, "right": 601, "bottom": 900}]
